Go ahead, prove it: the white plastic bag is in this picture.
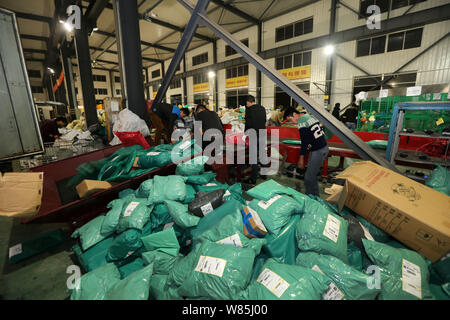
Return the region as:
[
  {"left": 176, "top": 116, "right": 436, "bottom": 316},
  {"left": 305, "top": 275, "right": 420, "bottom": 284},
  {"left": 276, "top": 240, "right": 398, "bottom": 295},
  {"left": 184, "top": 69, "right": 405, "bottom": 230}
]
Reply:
[{"left": 110, "top": 108, "right": 150, "bottom": 145}]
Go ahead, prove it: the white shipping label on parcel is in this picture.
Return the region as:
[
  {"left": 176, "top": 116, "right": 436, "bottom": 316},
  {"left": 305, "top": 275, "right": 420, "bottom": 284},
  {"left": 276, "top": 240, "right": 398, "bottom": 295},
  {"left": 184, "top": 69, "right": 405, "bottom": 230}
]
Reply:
[
  {"left": 195, "top": 255, "right": 227, "bottom": 277},
  {"left": 258, "top": 195, "right": 282, "bottom": 210},
  {"left": 323, "top": 214, "right": 341, "bottom": 243},
  {"left": 217, "top": 233, "right": 243, "bottom": 248},
  {"left": 124, "top": 201, "right": 140, "bottom": 217},
  {"left": 323, "top": 282, "right": 345, "bottom": 300},
  {"left": 223, "top": 190, "right": 231, "bottom": 197},
  {"left": 247, "top": 207, "right": 267, "bottom": 232},
  {"left": 201, "top": 202, "right": 214, "bottom": 216},
  {"left": 9, "top": 244, "right": 23, "bottom": 259},
  {"left": 257, "top": 268, "right": 290, "bottom": 298},
  {"left": 205, "top": 183, "right": 217, "bottom": 187},
  {"left": 146, "top": 152, "right": 161, "bottom": 156},
  {"left": 402, "top": 259, "right": 422, "bottom": 299}
]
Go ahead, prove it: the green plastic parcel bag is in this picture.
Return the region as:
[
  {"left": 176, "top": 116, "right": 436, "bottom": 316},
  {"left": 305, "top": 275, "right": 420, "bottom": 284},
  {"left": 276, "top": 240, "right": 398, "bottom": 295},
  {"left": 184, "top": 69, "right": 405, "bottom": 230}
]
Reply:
[
  {"left": 135, "top": 179, "right": 154, "bottom": 198},
  {"left": 101, "top": 199, "right": 124, "bottom": 236},
  {"left": 70, "top": 263, "right": 121, "bottom": 300},
  {"left": 366, "top": 140, "right": 388, "bottom": 150},
  {"left": 118, "top": 257, "right": 145, "bottom": 279},
  {"left": 105, "top": 263, "right": 153, "bottom": 300},
  {"left": 167, "top": 243, "right": 201, "bottom": 287},
  {"left": 142, "top": 250, "right": 183, "bottom": 275},
  {"left": 246, "top": 179, "right": 292, "bottom": 201},
  {"left": 183, "top": 184, "right": 197, "bottom": 204},
  {"left": 177, "top": 241, "right": 256, "bottom": 300},
  {"left": 186, "top": 171, "right": 216, "bottom": 185},
  {"left": 116, "top": 197, "right": 152, "bottom": 233},
  {"left": 295, "top": 206, "right": 348, "bottom": 263},
  {"left": 194, "top": 179, "right": 229, "bottom": 193},
  {"left": 141, "top": 227, "right": 180, "bottom": 254},
  {"left": 72, "top": 215, "right": 111, "bottom": 251},
  {"left": 240, "top": 258, "right": 331, "bottom": 300},
  {"left": 248, "top": 195, "right": 301, "bottom": 236},
  {"left": 223, "top": 183, "right": 247, "bottom": 205},
  {"left": 149, "top": 274, "right": 183, "bottom": 300},
  {"left": 165, "top": 200, "right": 201, "bottom": 229},
  {"left": 362, "top": 239, "right": 434, "bottom": 300},
  {"left": 151, "top": 204, "right": 172, "bottom": 230},
  {"left": 176, "top": 156, "right": 209, "bottom": 176},
  {"left": 137, "top": 150, "right": 172, "bottom": 169},
  {"left": 73, "top": 237, "right": 114, "bottom": 272},
  {"left": 296, "top": 251, "right": 380, "bottom": 300},
  {"left": 426, "top": 165, "right": 450, "bottom": 196},
  {"left": 263, "top": 214, "right": 301, "bottom": 265},
  {"left": 106, "top": 229, "right": 143, "bottom": 261},
  {"left": 147, "top": 175, "right": 188, "bottom": 204},
  {"left": 118, "top": 188, "right": 135, "bottom": 199}
]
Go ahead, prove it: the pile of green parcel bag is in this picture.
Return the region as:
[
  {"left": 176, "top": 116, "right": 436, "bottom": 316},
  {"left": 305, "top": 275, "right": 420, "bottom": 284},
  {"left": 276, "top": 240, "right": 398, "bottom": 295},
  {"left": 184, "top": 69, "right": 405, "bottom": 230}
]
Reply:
[{"left": 70, "top": 176, "right": 449, "bottom": 300}]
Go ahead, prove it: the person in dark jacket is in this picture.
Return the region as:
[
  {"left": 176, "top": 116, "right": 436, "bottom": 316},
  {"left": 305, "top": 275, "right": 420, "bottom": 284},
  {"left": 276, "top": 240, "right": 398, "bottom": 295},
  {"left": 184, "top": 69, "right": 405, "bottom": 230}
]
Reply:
[
  {"left": 332, "top": 103, "right": 341, "bottom": 120},
  {"left": 341, "top": 103, "right": 358, "bottom": 130},
  {"left": 39, "top": 117, "right": 68, "bottom": 143},
  {"left": 245, "top": 95, "right": 267, "bottom": 184},
  {"left": 284, "top": 107, "right": 328, "bottom": 196},
  {"left": 194, "top": 105, "right": 224, "bottom": 153},
  {"left": 147, "top": 101, "right": 180, "bottom": 145}
]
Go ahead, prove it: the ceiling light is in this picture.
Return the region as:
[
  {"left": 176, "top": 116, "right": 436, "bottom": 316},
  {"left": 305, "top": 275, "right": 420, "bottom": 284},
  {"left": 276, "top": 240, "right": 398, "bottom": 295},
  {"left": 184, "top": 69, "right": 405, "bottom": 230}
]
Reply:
[
  {"left": 324, "top": 44, "right": 335, "bottom": 55},
  {"left": 47, "top": 67, "right": 55, "bottom": 74},
  {"left": 93, "top": 27, "right": 98, "bottom": 32},
  {"left": 208, "top": 71, "right": 215, "bottom": 78},
  {"left": 63, "top": 22, "right": 73, "bottom": 32},
  {"left": 59, "top": 20, "right": 64, "bottom": 24}
]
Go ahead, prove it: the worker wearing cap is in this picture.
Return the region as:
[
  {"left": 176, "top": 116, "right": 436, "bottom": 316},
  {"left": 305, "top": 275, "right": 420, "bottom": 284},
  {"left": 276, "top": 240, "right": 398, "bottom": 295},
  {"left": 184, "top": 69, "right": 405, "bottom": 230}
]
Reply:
[
  {"left": 283, "top": 107, "right": 329, "bottom": 196},
  {"left": 147, "top": 100, "right": 180, "bottom": 145}
]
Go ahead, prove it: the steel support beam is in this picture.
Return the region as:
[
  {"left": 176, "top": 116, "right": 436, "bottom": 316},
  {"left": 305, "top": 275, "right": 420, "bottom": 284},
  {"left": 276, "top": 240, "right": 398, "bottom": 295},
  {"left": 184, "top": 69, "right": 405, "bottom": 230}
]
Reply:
[
  {"left": 256, "top": 22, "right": 262, "bottom": 105},
  {"left": 325, "top": 0, "right": 337, "bottom": 108},
  {"left": 145, "top": 68, "right": 150, "bottom": 100},
  {"left": 213, "top": 39, "right": 218, "bottom": 111},
  {"left": 109, "top": 70, "right": 115, "bottom": 98},
  {"left": 154, "top": 0, "right": 211, "bottom": 105},
  {"left": 182, "top": 55, "right": 187, "bottom": 104},
  {"left": 84, "top": 0, "right": 109, "bottom": 32},
  {"left": 13, "top": 11, "right": 52, "bottom": 24},
  {"left": 210, "top": 0, "right": 259, "bottom": 24},
  {"left": 60, "top": 43, "right": 77, "bottom": 121},
  {"left": 74, "top": 14, "right": 98, "bottom": 127},
  {"left": 23, "top": 48, "right": 47, "bottom": 54},
  {"left": 113, "top": 0, "right": 146, "bottom": 121},
  {"left": 336, "top": 0, "right": 366, "bottom": 19},
  {"left": 178, "top": 0, "right": 398, "bottom": 171},
  {"left": 20, "top": 34, "right": 49, "bottom": 42}
]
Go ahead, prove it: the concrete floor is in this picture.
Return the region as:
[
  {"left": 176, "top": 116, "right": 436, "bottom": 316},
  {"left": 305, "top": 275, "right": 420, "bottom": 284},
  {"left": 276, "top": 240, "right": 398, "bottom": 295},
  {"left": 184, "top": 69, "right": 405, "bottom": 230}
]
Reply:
[{"left": 0, "top": 156, "right": 430, "bottom": 300}]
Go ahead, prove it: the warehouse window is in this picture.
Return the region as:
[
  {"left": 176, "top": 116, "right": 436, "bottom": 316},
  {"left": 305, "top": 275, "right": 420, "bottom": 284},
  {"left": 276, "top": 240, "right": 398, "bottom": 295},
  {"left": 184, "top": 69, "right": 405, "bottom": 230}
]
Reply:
[
  {"left": 31, "top": 86, "right": 44, "bottom": 93},
  {"left": 275, "top": 17, "right": 313, "bottom": 42},
  {"left": 383, "top": 72, "right": 417, "bottom": 88},
  {"left": 116, "top": 89, "right": 121, "bottom": 95},
  {"left": 275, "top": 83, "right": 309, "bottom": 108},
  {"left": 170, "top": 78, "right": 182, "bottom": 89},
  {"left": 193, "top": 73, "right": 208, "bottom": 85},
  {"left": 192, "top": 52, "right": 208, "bottom": 66},
  {"left": 276, "top": 51, "right": 312, "bottom": 70},
  {"left": 353, "top": 75, "right": 383, "bottom": 96},
  {"left": 225, "top": 64, "right": 249, "bottom": 79},
  {"left": 28, "top": 69, "right": 41, "bottom": 78},
  {"left": 225, "top": 39, "right": 249, "bottom": 57},
  {"left": 352, "top": 72, "right": 416, "bottom": 96},
  {"left": 391, "top": 0, "right": 426, "bottom": 10},
  {"left": 194, "top": 93, "right": 209, "bottom": 105},
  {"left": 151, "top": 69, "right": 161, "bottom": 79},
  {"left": 93, "top": 74, "right": 106, "bottom": 82},
  {"left": 94, "top": 88, "right": 108, "bottom": 95},
  {"left": 115, "top": 76, "right": 120, "bottom": 83},
  {"left": 360, "top": 0, "right": 427, "bottom": 17},
  {"left": 226, "top": 88, "right": 248, "bottom": 108}
]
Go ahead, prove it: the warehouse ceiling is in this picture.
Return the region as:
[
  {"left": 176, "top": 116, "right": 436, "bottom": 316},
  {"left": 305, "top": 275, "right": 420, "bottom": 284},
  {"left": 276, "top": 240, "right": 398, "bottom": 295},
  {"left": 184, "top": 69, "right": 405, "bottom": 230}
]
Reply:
[{"left": 1, "top": 0, "right": 315, "bottom": 71}]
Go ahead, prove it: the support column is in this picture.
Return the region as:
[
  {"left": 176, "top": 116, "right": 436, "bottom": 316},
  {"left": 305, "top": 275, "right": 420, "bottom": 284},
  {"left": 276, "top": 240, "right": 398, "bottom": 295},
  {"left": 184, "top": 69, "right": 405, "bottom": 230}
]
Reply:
[
  {"left": 182, "top": 56, "right": 187, "bottom": 105},
  {"left": 145, "top": 68, "right": 150, "bottom": 100},
  {"left": 256, "top": 22, "right": 262, "bottom": 105},
  {"left": 213, "top": 39, "right": 218, "bottom": 111},
  {"left": 60, "top": 43, "right": 77, "bottom": 121},
  {"left": 113, "top": 0, "right": 146, "bottom": 121},
  {"left": 109, "top": 70, "right": 115, "bottom": 98},
  {"left": 325, "top": 0, "right": 337, "bottom": 110},
  {"left": 74, "top": 15, "right": 97, "bottom": 127}
]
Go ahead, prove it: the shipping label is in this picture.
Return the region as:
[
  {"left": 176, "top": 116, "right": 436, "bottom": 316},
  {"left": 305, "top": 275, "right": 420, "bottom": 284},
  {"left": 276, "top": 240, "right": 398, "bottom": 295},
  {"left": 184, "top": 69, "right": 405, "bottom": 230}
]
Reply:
[
  {"left": 9, "top": 243, "right": 22, "bottom": 259},
  {"left": 223, "top": 190, "right": 231, "bottom": 198},
  {"left": 205, "top": 183, "right": 217, "bottom": 187},
  {"left": 217, "top": 233, "right": 243, "bottom": 248},
  {"left": 258, "top": 195, "right": 282, "bottom": 210},
  {"left": 124, "top": 201, "right": 140, "bottom": 217},
  {"left": 257, "top": 268, "right": 290, "bottom": 298},
  {"left": 323, "top": 214, "right": 341, "bottom": 243},
  {"left": 201, "top": 202, "right": 214, "bottom": 216},
  {"left": 402, "top": 259, "right": 422, "bottom": 299},
  {"left": 323, "top": 282, "right": 345, "bottom": 300},
  {"left": 195, "top": 255, "right": 227, "bottom": 277},
  {"left": 146, "top": 152, "right": 161, "bottom": 156}
]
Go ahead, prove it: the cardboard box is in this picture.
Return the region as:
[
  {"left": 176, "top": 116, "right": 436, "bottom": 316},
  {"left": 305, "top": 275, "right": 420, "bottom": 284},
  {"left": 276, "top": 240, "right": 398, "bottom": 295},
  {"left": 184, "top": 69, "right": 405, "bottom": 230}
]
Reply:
[
  {"left": 327, "top": 161, "right": 450, "bottom": 263},
  {"left": 0, "top": 172, "right": 43, "bottom": 218},
  {"left": 76, "top": 179, "right": 113, "bottom": 198},
  {"left": 241, "top": 206, "right": 268, "bottom": 239}
]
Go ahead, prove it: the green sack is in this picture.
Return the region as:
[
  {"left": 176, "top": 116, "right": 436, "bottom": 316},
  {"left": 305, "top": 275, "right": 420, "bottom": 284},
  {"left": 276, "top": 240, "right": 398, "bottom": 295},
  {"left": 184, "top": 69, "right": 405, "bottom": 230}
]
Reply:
[
  {"left": 183, "top": 184, "right": 197, "bottom": 204},
  {"left": 137, "top": 150, "right": 172, "bottom": 169},
  {"left": 248, "top": 195, "right": 301, "bottom": 236},
  {"left": 347, "top": 241, "right": 364, "bottom": 271},
  {"left": 117, "top": 168, "right": 155, "bottom": 181},
  {"left": 141, "top": 221, "right": 153, "bottom": 237},
  {"left": 106, "top": 229, "right": 143, "bottom": 262},
  {"left": 281, "top": 139, "right": 302, "bottom": 145},
  {"left": 98, "top": 150, "right": 137, "bottom": 182},
  {"left": 105, "top": 264, "right": 153, "bottom": 300},
  {"left": 118, "top": 188, "right": 135, "bottom": 199},
  {"left": 296, "top": 251, "right": 380, "bottom": 300},
  {"left": 224, "top": 183, "right": 247, "bottom": 205},
  {"left": 73, "top": 237, "right": 114, "bottom": 272},
  {"left": 431, "top": 256, "right": 450, "bottom": 284},
  {"left": 426, "top": 165, "right": 450, "bottom": 196},
  {"left": 150, "top": 143, "right": 175, "bottom": 152},
  {"left": 142, "top": 250, "right": 182, "bottom": 275},
  {"left": 149, "top": 275, "right": 183, "bottom": 300},
  {"left": 118, "top": 257, "right": 145, "bottom": 279},
  {"left": 240, "top": 258, "right": 331, "bottom": 300},
  {"left": 141, "top": 227, "right": 180, "bottom": 253},
  {"left": 148, "top": 175, "right": 188, "bottom": 205},
  {"left": 151, "top": 204, "right": 172, "bottom": 230},
  {"left": 176, "top": 156, "right": 209, "bottom": 176},
  {"left": 70, "top": 263, "right": 121, "bottom": 300},
  {"left": 362, "top": 239, "right": 434, "bottom": 300},
  {"left": 165, "top": 200, "right": 201, "bottom": 229},
  {"left": 177, "top": 241, "right": 256, "bottom": 300},
  {"left": 250, "top": 253, "right": 269, "bottom": 283},
  {"left": 101, "top": 199, "right": 124, "bottom": 236},
  {"left": 366, "top": 140, "right": 388, "bottom": 149},
  {"left": 246, "top": 179, "right": 292, "bottom": 201},
  {"left": 171, "top": 139, "right": 202, "bottom": 163},
  {"left": 263, "top": 214, "right": 301, "bottom": 265},
  {"left": 295, "top": 204, "right": 348, "bottom": 263},
  {"left": 186, "top": 172, "right": 216, "bottom": 185},
  {"left": 72, "top": 215, "right": 111, "bottom": 251},
  {"left": 167, "top": 243, "right": 201, "bottom": 287},
  {"left": 135, "top": 179, "right": 154, "bottom": 198},
  {"left": 116, "top": 197, "right": 152, "bottom": 234},
  {"left": 430, "top": 283, "right": 450, "bottom": 300},
  {"left": 194, "top": 179, "right": 229, "bottom": 193}
]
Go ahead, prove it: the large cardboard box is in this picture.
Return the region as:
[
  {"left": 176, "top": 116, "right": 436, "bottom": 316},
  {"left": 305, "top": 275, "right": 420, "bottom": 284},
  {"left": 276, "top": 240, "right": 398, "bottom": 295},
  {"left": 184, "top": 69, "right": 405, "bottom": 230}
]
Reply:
[
  {"left": 76, "top": 179, "right": 113, "bottom": 198},
  {"left": 327, "top": 161, "right": 450, "bottom": 263}
]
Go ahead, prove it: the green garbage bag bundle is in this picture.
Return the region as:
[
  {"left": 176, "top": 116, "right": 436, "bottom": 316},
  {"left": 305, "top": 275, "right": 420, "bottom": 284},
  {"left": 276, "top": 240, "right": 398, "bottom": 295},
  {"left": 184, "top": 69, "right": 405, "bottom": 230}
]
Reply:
[
  {"left": 183, "top": 184, "right": 197, "bottom": 204},
  {"left": 176, "top": 156, "right": 209, "bottom": 176},
  {"left": 116, "top": 197, "right": 152, "bottom": 234},
  {"left": 223, "top": 183, "right": 247, "bottom": 205},
  {"left": 135, "top": 179, "right": 154, "bottom": 198},
  {"left": 104, "top": 264, "right": 153, "bottom": 300},
  {"left": 150, "top": 204, "right": 173, "bottom": 230},
  {"left": 296, "top": 251, "right": 380, "bottom": 300},
  {"left": 246, "top": 179, "right": 292, "bottom": 201},
  {"left": 72, "top": 237, "right": 114, "bottom": 272},
  {"left": 70, "top": 263, "right": 121, "bottom": 300},
  {"left": 118, "top": 257, "right": 145, "bottom": 279},
  {"left": 426, "top": 165, "right": 450, "bottom": 196},
  {"left": 97, "top": 149, "right": 138, "bottom": 182},
  {"left": 142, "top": 250, "right": 183, "bottom": 275},
  {"left": 263, "top": 214, "right": 301, "bottom": 265},
  {"left": 240, "top": 258, "right": 331, "bottom": 300},
  {"left": 177, "top": 241, "right": 257, "bottom": 300},
  {"left": 194, "top": 179, "right": 229, "bottom": 193},
  {"left": 186, "top": 171, "right": 216, "bottom": 185},
  {"left": 248, "top": 194, "right": 301, "bottom": 236},
  {"left": 164, "top": 200, "right": 201, "bottom": 229},
  {"left": 366, "top": 140, "right": 388, "bottom": 150},
  {"left": 106, "top": 229, "right": 143, "bottom": 261},
  {"left": 118, "top": 188, "right": 135, "bottom": 200},
  {"left": 362, "top": 239, "right": 434, "bottom": 300},
  {"left": 295, "top": 202, "right": 349, "bottom": 263},
  {"left": 100, "top": 199, "right": 124, "bottom": 236},
  {"left": 72, "top": 215, "right": 112, "bottom": 251},
  {"left": 136, "top": 150, "right": 172, "bottom": 169},
  {"left": 147, "top": 175, "right": 188, "bottom": 204},
  {"left": 171, "top": 139, "right": 203, "bottom": 163},
  {"left": 149, "top": 274, "right": 183, "bottom": 300}
]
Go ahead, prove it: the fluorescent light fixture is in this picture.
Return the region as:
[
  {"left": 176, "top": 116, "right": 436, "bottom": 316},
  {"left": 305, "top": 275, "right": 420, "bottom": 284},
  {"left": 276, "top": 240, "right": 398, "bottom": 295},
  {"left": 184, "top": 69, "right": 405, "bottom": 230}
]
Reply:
[
  {"left": 63, "top": 22, "right": 73, "bottom": 32},
  {"left": 47, "top": 67, "right": 55, "bottom": 74},
  {"left": 59, "top": 20, "right": 64, "bottom": 24},
  {"left": 93, "top": 27, "right": 98, "bottom": 31},
  {"left": 324, "top": 44, "right": 334, "bottom": 55},
  {"left": 208, "top": 71, "right": 215, "bottom": 78}
]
